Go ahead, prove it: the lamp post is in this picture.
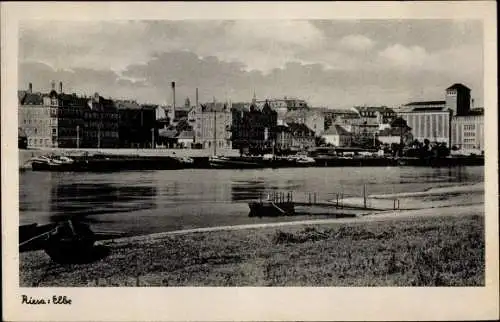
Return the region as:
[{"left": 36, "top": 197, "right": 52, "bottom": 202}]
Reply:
[
  {"left": 151, "top": 128, "right": 155, "bottom": 149},
  {"left": 76, "top": 125, "right": 80, "bottom": 149}
]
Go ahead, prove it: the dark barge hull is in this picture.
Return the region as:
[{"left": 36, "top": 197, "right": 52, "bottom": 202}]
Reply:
[{"left": 31, "top": 156, "right": 185, "bottom": 172}]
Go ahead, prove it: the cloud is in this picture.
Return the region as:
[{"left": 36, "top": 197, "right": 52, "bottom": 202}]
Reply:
[
  {"left": 339, "top": 34, "right": 375, "bottom": 51},
  {"left": 227, "top": 20, "right": 324, "bottom": 47},
  {"left": 378, "top": 44, "right": 428, "bottom": 68},
  {"left": 18, "top": 20, "right": 484, "bottom": 107}
]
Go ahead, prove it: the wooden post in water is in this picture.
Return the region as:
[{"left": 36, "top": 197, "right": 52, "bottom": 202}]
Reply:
[
  {"left": 336, "top": 193, "right": 339, "bottom": 208},
  {"left": 363, "top": 184, "right": 367, "bottom": 209}
]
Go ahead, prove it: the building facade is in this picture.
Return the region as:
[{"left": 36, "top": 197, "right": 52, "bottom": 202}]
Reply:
[
  {"left": 397, "top": 83, "right": 482, "bottom": 150},
  {"left": 446, "top": 83, "right": 471, "bottom": 116},
  {"left": 194, "top": 101, "right": 232, "bottom": 151},
  {"left": 451, "top": 112, "right": 484, "bottom": 154},
  {"left": 322, "top": 125, "right": 352, "bottom": 147},
  {"left": 116, "top": 100, "right": 156, "bottom": 148},
  {"left": 19, "top": 82, "right": 120, "bottom": 148},
  {"left": 351, "top": 106, "right": 396, "bottom": 138},
  {"left": 287, "top": 123, "right": 316, "bottom": 150},
  {"left": 18, "top": 85, "right": 56, "bottom": 148},
  {"left": 230, "top": 102, "right": 277, "bottom": 151},
  {"left": 284, "top": 109, "right": 325, "bottom": 136},
  {"left": 397, "top": 107, "right": 451, "bottom": 145}
]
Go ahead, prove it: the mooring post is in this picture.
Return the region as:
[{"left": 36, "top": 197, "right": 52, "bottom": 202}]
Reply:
[
  {"left": 336, "top": 193, "right": 339, "bottom": 208},
  {"left": 363, "top": 184, "right": 367, "bottom": 209},
  {"left": 308, "top": 193, "right": 311, "bottom": 205},
  {"left": 314, "top": 192, "right": 317, "bottom": 204}
]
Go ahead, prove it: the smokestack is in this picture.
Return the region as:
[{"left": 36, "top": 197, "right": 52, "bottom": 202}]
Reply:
[
  {"left": 51, "top": 81, "right": 56, "bottom": 91},
  {"left": 196, "top": 88, "right": 199, "bottom": 110},
  {"left": 59, "top": 81, "right": 63, "bottom": 94},
  {"left": 28, "top": 83, "right": 32, "bottom": 93},
  {"left": 171, "top": 81, "right": 176, "bottom": 120}
]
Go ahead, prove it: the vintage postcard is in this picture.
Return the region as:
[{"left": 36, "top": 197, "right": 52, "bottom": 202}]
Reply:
[{"left": 2, "top": 1, "right": 498, "bottom": 321}]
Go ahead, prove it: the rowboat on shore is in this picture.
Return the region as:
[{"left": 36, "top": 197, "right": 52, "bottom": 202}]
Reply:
[{"left": 20, "top": 220, "right": 125, "bottom": 262}]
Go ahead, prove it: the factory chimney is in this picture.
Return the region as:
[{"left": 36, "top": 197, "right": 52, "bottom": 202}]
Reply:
[
  {"left": 28, "top": 83, "right": 32, "bottom": 93},
  {"left": 171, "top": 81, "right": 176, "bottom": 122},
  {"left": 196, "top": 87, "right": 199, "bottom": 110},
  {"left": 51, "top": 81, "right": 56, "bottom": 91},
  {"left": 59, "top": 81, "right": 63, "bottom": 94}
]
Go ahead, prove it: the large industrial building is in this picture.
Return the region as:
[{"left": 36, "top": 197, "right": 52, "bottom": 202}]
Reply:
[{"left": 396, "top": 83, "right": 484, "bottom": 154}]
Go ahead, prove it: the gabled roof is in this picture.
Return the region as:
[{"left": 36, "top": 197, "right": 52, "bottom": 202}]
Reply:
[
  {"left": 323, "top": 125, "right": 351, "bottom": 136},
  {"left": 447, "top": 83, "right": 470, "bottom": 91},
  {"left": 287, "top": 122, "right": 315, "bottom": 136},
  {"left": 18, "top": 91, "right": 43, "bottom": 105}
]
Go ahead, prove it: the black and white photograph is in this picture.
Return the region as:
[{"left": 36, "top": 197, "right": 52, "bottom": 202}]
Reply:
[{"left": 2, "top": 2, "right": 498, "bottom": 321}]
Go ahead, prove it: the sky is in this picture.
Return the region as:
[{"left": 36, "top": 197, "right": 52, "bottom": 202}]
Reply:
[{"left": 18, "top": 20, "right": 483, "bottom": 108}]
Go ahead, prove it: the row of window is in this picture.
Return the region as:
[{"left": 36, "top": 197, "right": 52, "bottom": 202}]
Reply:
[
  {"left": 28, "top": 138, "right": 52, "bottom": 146},
  {"left": 463, "top": 131, "right": 476, "bottom": 137},
  {"left": 463, "top": 124, "right": 476, "bottom": 131},
  {"left": 22, "top": 119, "right": 56, "bottom": 125}
]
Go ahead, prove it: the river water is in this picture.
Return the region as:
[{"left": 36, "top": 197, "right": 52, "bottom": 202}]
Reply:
[{"left": 19, "top": 166, "right": 484, "bottom": 236}]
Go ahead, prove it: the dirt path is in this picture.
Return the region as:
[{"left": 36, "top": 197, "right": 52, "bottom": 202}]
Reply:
[{"left": 105, "top": 203, "right": 484, "bottom": 245}]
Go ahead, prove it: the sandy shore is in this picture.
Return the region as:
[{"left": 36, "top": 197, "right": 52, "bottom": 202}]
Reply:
[{"left": 19, "top": 183, "right": 485, "bottom": 287}]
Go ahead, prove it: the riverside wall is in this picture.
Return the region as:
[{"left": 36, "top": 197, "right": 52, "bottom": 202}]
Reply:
[{"left": 19, "top": 148, "right": 240, "bottom": 169}]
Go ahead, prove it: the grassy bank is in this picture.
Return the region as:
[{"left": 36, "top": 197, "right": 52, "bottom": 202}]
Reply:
[{"left": 20, "top": 214, "right": 484, "bottom": 287}]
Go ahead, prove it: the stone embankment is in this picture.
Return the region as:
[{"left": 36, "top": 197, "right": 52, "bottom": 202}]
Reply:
[{"left": 19, "top": 148, "right": 240, "bottom": 169}]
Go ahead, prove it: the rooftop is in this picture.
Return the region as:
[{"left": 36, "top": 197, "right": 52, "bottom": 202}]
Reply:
[
  {"left": 447, "top": 83, "right": 471, "bottom": 91},
  {"left": 353, "top": 106, "right": 395, "bottom": 114},
  {"left": 323, "top": 124, "right": 351, "bottom": 136},
  {"left": 404, "top": 100, "right": 446, "bottom": 106}
]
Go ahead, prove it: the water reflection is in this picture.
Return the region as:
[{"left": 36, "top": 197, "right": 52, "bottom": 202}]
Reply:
[
  {"left": 48, "top": 183, "right": 157, "bottom": 223},
  {"left": 19, "top": 166, "right": 484, "bottom": 235}
]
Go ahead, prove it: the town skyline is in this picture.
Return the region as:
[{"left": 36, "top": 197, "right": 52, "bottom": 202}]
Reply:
[{"left": 19, "top": 20, "right": 483, "bottom": 108}]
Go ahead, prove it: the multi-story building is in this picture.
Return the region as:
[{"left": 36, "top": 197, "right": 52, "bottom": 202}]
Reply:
[
  {"left": 18, "top": 83, "right": 55, "bottom": 148},
  {"left": 446, "top": 83, "right": 471, "bottom": 116},
  {"left": 322, "top": 125, "right": 352, "bottom": 147},
  {"left": 194, "top": 101, "right": 232, "bottom": 151},
  {"left": 314, "top": 108, "right": 360, "bottom": 131},
  {"left": 116, "top": 100, "right": 157, "bottom": 148},
  {"left": 451, "top": 109, "right": 484, "bottom": 154},
  {"left": 230, "top": 101, "right": 277, "bottom": 151},
  {"left": 81, "top": 93, "right": 119, "bottom": 148},
  {"left": 56, "top": 91, "right": 90, "bottom": 148},
  {"left": 283, "top": 109, "right": 325, "bottom": 136},
  {"left": 255, "top": 96, "right": 308, "bottom": 111},
  {"left": 350, "top": 106, "right": 396, "bottom": 137},
  {"left": 286, "top": 123, "right": 316, "bottom": 150},
  {"left": 396, "top": 103, "right": 451, "bottom": 145},
  {"left": 19, "top": 81, "right": 119, "bottom": 148},
  {"left": 396, "top": 83, "right": 482, "bottom": 151}
]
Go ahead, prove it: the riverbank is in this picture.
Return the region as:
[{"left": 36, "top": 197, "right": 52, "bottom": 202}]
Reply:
[{"left": 20, "top": 211, "right": 484, "bottom": 287}]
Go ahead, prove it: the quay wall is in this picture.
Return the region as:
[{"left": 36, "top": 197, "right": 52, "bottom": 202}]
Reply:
[{"left": 19, "top": 148, "right": 240, "bottom": 169}]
